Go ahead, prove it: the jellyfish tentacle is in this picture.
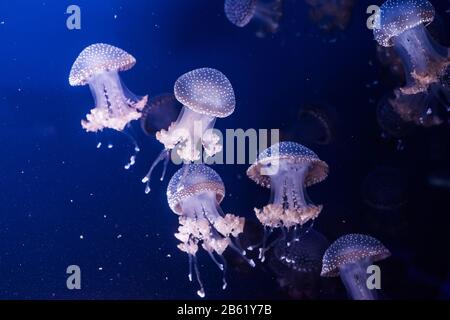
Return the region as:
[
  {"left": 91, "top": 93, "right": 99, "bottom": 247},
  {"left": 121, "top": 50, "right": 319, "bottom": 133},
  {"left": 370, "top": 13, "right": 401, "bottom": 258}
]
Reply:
[
  {"left": 192, "top": 254, "right": 206, "bottom": 298},
  {"left": 142, "top": 148, "right": 170, "bottom": 194}
]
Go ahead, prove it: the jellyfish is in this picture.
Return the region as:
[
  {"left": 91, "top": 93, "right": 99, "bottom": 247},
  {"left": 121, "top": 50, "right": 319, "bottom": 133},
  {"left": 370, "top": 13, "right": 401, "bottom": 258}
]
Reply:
[
  {"left": 374, "top": 0, "right": 450, "bottom": 96},
  {"left": 362, "top": 167, "right": 409, "bottom": 212},
  {"left": 274, "top": 229, "right": 329, "bottom": 273},
  {"left": 140, "top": 93, "right": 181, "bottom": 136},
  {"left": 69, "top": 43, "right": 148, "bottom": 169},
  {"left": 141, "top": 68, "right": 235, "bottom": 194},
  {"left": 224, "top": 0, "right": 283, "bottom": 36},
  {"left": 305, "top": 0, "right": 355, "bottom": 32},
  {"left": 246, "top": 141, "right": 329, "bottom": 261},
  {"left": 269, "top": 229, "right": 329, "bottom": 299},
  {"left": 167, "top": 164, "right": 255, "bottom": 298},
  {"left": 376, "top": 92, "right": 416, "bottom": 143},
  {"left": 388, "top": 89, "right": 445, "bottom": 127},
  {"left": 296, "top": 104, "right": 337, "bottom": 145},
  {"left": 321, "top": 234, "right": 391, "bottom": 300}
]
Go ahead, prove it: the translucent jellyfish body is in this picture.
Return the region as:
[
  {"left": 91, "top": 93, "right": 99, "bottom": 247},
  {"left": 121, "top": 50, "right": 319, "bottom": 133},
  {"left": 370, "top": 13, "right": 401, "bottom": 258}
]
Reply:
[
  {"left": 321, "top": 234, "right": 391, "bottom": 300},
  {"left": 142, "top": 68, "right": 235, "bottom": 194},
  {"left": 224, "top": 0, "right": 283, "bottom": 35},
  {"left": 69, "top": 43, "right": 148, "bottom": 132},
  {"left": 69, "top": 43, "right": 148, "bottom": 169},
  {"left": 246, "top": 141, "right": 329, "bottom": 261},
  {"left": 374, "top": 0, "right": 450, "bottom": 96},
  {"left": 167, "top": 164, "right": 254, "bottom": 298}
]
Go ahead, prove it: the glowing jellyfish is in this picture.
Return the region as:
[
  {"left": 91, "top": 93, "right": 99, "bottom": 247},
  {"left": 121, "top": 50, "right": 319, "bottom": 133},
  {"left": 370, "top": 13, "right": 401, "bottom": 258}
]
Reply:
[
  {"left": 321, "top": 234, "right": 391, "bottom": 300},
  {"left": 167, "top": 164, "right": 255, "bottom": 298},
  {"left": 69, "top": 43, "right": 148, "bottom": 169},
  {"left": 224, "top": 0, "right": 283, "bottom": 35},
  {"left": 246, "top": 141, "right": 329, "bottom": 261},
  {"left": 305, "top": 0, "right": 355, "bottom": 32},
  {"left": 142, "top": 68, "right": 235, "bottom": 194},
  {"left": 374, "top": 0, "right": 450, "bottom": 96}
]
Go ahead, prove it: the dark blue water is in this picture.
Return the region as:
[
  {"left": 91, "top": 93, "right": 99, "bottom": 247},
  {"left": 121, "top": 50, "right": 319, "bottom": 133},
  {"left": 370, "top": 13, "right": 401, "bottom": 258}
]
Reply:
[{"left": 0, "top": 0, "right": 449, "bottom": 299}]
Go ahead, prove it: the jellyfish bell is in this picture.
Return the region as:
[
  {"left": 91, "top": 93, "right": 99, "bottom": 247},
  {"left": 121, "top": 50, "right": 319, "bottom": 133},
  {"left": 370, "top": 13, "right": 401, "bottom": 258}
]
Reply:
[
  {"left": 374, "top": 0, "right": 450, "bottom": 95},
  {"left": 167, "top": 164, "right": 254, "bottom": 298},
  {"left": 142, "top": 68, "right": 235, "bottom": 194},
  {"left": 140, "top": 93, "right": 181, "bottom": 136},
  {"left": 224, "top": 0, "right": 283, "bottom": 36},
  {"left": 321, "top": 234, "right": 391, "bottom": 300},
  {"left": 246, "top": 141, "right": 329, "bottom": 261},
  {"left": 69, "top": 43, "right": 148, "bottom": 169}
]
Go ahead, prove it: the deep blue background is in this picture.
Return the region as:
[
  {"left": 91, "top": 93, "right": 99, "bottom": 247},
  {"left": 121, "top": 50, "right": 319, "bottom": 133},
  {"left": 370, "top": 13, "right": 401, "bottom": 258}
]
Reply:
[{"left": 0, "top": 0, "right": 450, "bottom": 299}]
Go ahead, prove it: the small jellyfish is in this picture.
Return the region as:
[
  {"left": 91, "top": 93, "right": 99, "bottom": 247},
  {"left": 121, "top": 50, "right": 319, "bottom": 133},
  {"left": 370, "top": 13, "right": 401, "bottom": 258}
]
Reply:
[
  {"left": 224, "top": 0, "right": 283, "bottom": 35},
  {"left": 273, "top": 229, "right": 329, "bottom": 273},
  {"left": 140, "top": 93, "right": 181, "bottom": 136},
  {"left": 167, "top": 164, "right": 254, "bottom": 298},
  {"left": 305, "top": 0, "right": 355, "bottom": 32},
  {"left": 321, "top": 234, "right": 391, "bottom": 300},
  {"left": 142, "top": 68, "right": 235, "bottom": 194},
  {"left": 246, "top": 141, "right": 329, "bottom": 261},
  {"left": 374, "top": 0, "right": 450, "bottom": 95},
  {"left": 69, "top": 43, "right": 148, "bottom": 169}
]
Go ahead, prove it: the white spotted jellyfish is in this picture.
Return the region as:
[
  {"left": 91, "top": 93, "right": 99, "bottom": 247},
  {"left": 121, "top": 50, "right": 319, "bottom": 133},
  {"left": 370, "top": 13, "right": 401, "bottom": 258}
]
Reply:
[
  {"left": 321, "top": 234, "right": 391, "bottom": 300},
  {"left": 224, "top": 0, "right": 283, "bottom": 36},
  {"left": 167, "top": 164, "right": 255, "bottom": 298},
  {"left": 69, "top": 43, "right": 148, "bottom": 169},
  {"left": 141, "top": 68, "right": 235, "bottom": 194},
  {"left": 246, "top": 141, "right": 329, "bottom": 261},
  {"left": 374, "top": 0, "right": 450, "bottom": 124}
]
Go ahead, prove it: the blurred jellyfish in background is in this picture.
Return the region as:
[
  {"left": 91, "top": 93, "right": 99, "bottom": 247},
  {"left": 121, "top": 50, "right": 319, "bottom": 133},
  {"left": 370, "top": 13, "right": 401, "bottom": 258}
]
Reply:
[
  {"left": 268, "top": 229, "right": 330, "bottom": 299},
  {"left": 283, "top": 104, "right": 338, "bottom": 146},
  {"left": 274, "top": 229, "right": 328, "bottom": 273},
  {"left": 167, "top": 164, "right": 255, "bottom": 298},
  {"left": 321, "top": 234, "right": 391, "bottom": 300},
  {"left": 374, "top": 0, "right": 450, "bottom": 125},
  {"left": 246, "top": 141, "right": 329, "bottom": 261},
  {"left": 140, "top": 93, "right": 181, "bottom": 136},
  {"left": 362, "top": 167, "right": 409, "bottom": 212},
  {"left": 69, "top": 43, "right": 148, "bottom": 169},
  {"left": 376, "top": 45, "right": 406, "bottom": 85},
  {"left": 305, "top": 0, "right": 355, "bottom": 32},
  {"left": 142, "top": 68, "right": 235, "bottom": 194},
  {"left": 224, "top": 0, "right": 283, "bottom": 37},
  {"left": 376, "top": 93, "right": 416, "bottom": 146},
  {"left": 362, "top": 167, "right": 410, "bottom": 239},
  {"left": 388, "top": 90, "right": 445, "bottom": 127}
]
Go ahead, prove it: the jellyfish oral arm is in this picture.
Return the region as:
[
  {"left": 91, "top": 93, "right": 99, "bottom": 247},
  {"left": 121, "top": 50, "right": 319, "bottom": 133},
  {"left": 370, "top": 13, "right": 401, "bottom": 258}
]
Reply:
[
  {"left": 82, "top": 71, "right": 146, "bottom": 132},
  {"left": 156, "top": 107, "right": 218, "bottom": 162},
  {"left": 338, "top": 257, "right": 379, "bottom": 300},
  {"left": 393, "top": 25, "right": 450, "bottom": 94}
]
